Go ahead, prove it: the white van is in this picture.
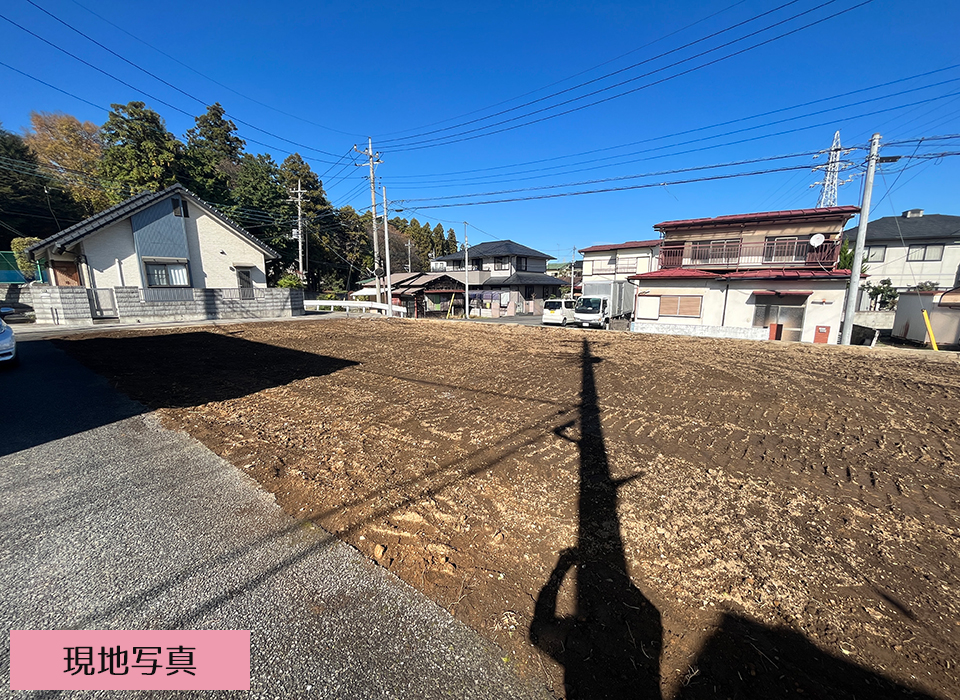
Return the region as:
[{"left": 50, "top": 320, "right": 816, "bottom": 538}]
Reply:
[{"left": 541, "top": 298, "right": 577, "bottom": 326}]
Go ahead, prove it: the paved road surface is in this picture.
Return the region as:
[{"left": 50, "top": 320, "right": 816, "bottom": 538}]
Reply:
[{"left": 0, "top": 340, "right": 548, "bottom": 699}]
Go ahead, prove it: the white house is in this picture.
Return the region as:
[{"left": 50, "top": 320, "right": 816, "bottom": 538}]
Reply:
[
  {"left": 26, "top": 184, "right": 302, "bottom": 325},
  {"left": 844, "top": 209, "right": 960, "bottom": 305},
  {"left": 579, "top": 240, "right": 661, "bottom": 284}
]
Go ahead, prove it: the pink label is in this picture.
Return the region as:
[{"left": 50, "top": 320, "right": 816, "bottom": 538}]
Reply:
[{"left": 10, "top": 630, "right": 250, "bottom": 690}]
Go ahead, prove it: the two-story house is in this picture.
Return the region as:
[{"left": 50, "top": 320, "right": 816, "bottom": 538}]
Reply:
[
  {"left": 579, "top": 240, "right": 661, "bottom": 284},
  {"left": 843, "top": 209, "right": 960, "bottom": 307},
  {"left": 628, "top": 206, "right": 859, "bottom": 343},
  {"left": 429, "top": 240, "right": 560, "bottom": 315}
]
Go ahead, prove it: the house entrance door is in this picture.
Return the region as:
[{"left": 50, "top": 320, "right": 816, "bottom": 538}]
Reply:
[
  {"left": 51, "top": 261, "right": 81, "bottom": 286},
  {"left": 236, "top": 267, "right": 254, "bottom": 300},
  {"left": 753, "top": 300, "right": 806, "bottom": 342}
]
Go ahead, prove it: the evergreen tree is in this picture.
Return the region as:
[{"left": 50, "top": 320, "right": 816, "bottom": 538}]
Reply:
[
  {"left": 230, "top": 153, "right": 293, "bottom": 280},
  {"left": 99, "top": 101, "right": 183, "bottom": 203},
  {"left": 183, "top": 103, "right": 245, "bottom": 204},
  {"left": 445, "top": 227, "right": 457, "bottom": 255},
  {"left": 432, "top": 223, "right": 446, "bottom": 257}
]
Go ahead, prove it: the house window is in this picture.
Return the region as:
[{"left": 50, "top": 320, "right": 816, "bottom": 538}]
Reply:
[
  {"left": 171, "top": 197, "right": 189, "bottom": 217},
  {"left": 764, "top": 236, "right": 811, "bottom": 263},
  {"left": 907, "top": 244, "right": 943, "bottom": 261},
  {"left": 494, "top": 257, "right": 508, "bottom": 270},
  {"left": 471, "top": 258, "right": 482, "bottom": 271},
  {"left": 659, "top": 295, "right": 702, "bottom": 317},
  {"left": 524, "top": 285, "right": 535, "bottom": 299},
  {"left": 517, "top": 257, "right": 528, "bottom": 271},
  {"left": 866, "top": 245, "right": 886, "bottom": 262},
  {"left": 145, "top": 262, "right": 190, "bottom": 287},
  {"left": 691, "top": 239, "right": 739, "bottom": 265},
  {"left": 450, "top": 259, "right": 464, "bottom": 271}
]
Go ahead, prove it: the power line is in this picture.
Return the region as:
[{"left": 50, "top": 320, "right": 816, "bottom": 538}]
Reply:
[
  {"left": 0, "top": 12, "right": 343, "bottom": 166},
  {"left": 65, "top": 0, "right": 365, "bottom": 138},
  {"left": 375, "top": 0, "right": 775, "bottom": 141},
  {"left": 24, "top": 0, "right": 345, "bottom": 159},
  {"left": 400, "top": 150, "right": 831, "bottom": 203},
  {"left": 382, "top": 0, "right": 874, "bottom": 151},
  {"left": 391, "top": 80, "right": 960, "bottom": 189}
]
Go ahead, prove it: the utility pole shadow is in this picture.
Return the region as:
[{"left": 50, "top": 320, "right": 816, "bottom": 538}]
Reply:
[{"left": 530, "top": 339, "right": 662, "bottom": 699}]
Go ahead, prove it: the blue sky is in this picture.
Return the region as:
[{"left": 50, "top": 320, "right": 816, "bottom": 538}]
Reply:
[{"left": 1, "top": 0, "right": 959, "bottom": 261}]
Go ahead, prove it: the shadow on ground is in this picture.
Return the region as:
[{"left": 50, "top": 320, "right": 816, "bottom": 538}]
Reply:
[
  {"left": 0, "top": 332, "right": 356, "bottom": 458},
  {"left": 530, "top": 339, "right": 935, "bottom": 700}
]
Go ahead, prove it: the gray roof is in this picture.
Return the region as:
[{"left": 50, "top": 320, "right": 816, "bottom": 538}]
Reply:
[
  {"left": 27, "top": 184, "right": 279, "bottom": 260},
  {"left": 844, "top": 213, "right": 960, "bottom": 243},
  {"left": 433, "top": 240, "right": 554, "bottom": 262},
  {"left": 484, "top": 272, "right": 563, "bottom": 286}
]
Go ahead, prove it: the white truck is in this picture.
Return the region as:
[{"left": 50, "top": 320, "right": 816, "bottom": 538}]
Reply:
[{"left": 574, "top": 281, "right": 632, "bottom": 329}]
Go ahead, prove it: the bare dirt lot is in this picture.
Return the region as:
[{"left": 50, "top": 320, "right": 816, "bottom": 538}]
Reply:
[{"left": 57, "top": 318, "right": 960, "bottom": 699}]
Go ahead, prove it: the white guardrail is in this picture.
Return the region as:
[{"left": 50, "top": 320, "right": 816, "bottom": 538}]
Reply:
[{"left": 304, "top": 299, "right": 407, "bottom": 316}]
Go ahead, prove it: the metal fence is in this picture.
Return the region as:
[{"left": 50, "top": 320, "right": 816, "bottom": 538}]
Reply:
[{"left": 140, "top": 287, "right": 196, "bottom": 302}]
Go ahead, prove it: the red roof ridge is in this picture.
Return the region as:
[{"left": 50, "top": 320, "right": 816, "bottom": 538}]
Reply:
[
  {"left": 580, "top": 239, "right": 662, "bottom": 253},
  {"left": 655, "top": 206, "right": 860, "bottom": 230}
]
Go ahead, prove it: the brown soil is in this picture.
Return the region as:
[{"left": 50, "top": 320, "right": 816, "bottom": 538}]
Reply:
[{"left": 57, "top": 318, "right": 960, "bottom": 699}]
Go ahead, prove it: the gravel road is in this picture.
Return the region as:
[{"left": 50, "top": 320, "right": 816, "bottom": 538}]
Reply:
[{"left": 0, "top": 340, "right": 548, "bottom": 700}]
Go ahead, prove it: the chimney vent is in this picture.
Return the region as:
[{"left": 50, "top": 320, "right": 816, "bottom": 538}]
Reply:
[{"left": 902, "top": 209, "right": 924, "bottom": 218}]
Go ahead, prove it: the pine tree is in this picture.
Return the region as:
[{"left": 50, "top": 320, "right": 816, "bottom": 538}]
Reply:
[
  {"left": 183, "top": 103, "right": 245, "bottom": 204},
  {"left": 445, "top": 227, "right": 457, "bottom": 255},
  {"left": 98, "top": 101, "right": 183, "bottom": 203}
]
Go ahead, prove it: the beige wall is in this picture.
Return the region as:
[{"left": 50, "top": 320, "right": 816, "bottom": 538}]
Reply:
[
  {"left": 632, "top": 280, "right": 726, "bottom": 326},
  {"left": 893, "top": 292, "right": 960, "bottom": 346},
  {"left": 183, "top": 208, "right": 267, "bottom": 288},
  {"left": 80, "top": 219, "right": 140, "bottom": 289},
  {"left": 722, "top": 281, "right": 847, "bottom": 343},
  {"left": 582, "top": 246, "right": 658, "bottom": 282},
  {"left": 661, "top": 220, "right": 846, "bottom": 244}
]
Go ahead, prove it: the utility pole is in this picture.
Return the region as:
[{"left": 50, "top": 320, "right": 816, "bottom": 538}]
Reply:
[
  {"left": 570, "top": 247, "right": 576, "bottom": 298},
  {"left": 841, "top": 132, "right": 881, "bottom": 345},
  {"left": 463, "top": 222, "right": 469, "bottom": 320},
  {"left": 406, "top": 240, "right": 412, "bottom": 273},
  {"left": 355, "top": 138, "right": 382, "bottom": 305},
  {"left": 289, "top": 178, "right": 305, "bottom": 278},
  {"left": 382, "top": 186, "right": 393, "bottom": 317}
]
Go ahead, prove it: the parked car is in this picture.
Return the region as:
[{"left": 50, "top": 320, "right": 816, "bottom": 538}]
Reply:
[
  {"left": 542, "top": 298, "right": 577, "bottom": 326},
  {"left": 0, "top": 307, "right": 17, "bottom": 367}
]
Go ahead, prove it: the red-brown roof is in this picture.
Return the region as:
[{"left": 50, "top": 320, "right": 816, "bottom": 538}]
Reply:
[
  {"left": 654, "top": 206, "right": 859, "bottom": 231},
  {"left": 579, "top": 239, "right": 662, "bottom": 254},
  {"left": 628, "top": 268, "right": 721, "bottom": 280},
  {"left": 721, "top": 269, "right": 856, "bottom": 280}
]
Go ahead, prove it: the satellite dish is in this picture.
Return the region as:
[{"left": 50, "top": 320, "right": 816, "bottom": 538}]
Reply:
[{"left": 809, "top": 233, "right": 826, "bottom": 248}]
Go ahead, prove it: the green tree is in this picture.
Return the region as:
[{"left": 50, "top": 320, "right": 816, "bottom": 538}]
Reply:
[
  {"left": 912, "top": 281, "right": 939, "bottom": 291},
  {"left": 432, "top": 223, "right": 446, "bottom": 257},
  {"left": 230, "top": 153, "right": 293, "bottom": 280},
  {"left": 837, "top": 239, "right": 867, "bottom": 274},
  {"left": 279, "top": 154, "right": 337, "bottom": 290},
  {"left": 10, "top": 236, "right": 42, "bottom": 279},
  {"left": 445, "top": 227, "right": 457, "bottom": 256},
  {"left": 99, "top": 101, "right": 183, "bottom": 203},
  {"left": 23, "top": 111, "right": 109, "bottom": 215},
  {"left": 183, "top": 103, "right": 245, "bottom": 204},
  {"left": 864, "top": 278, "right": 899, "bottom": 310}
]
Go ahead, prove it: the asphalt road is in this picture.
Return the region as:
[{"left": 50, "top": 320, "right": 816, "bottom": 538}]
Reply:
[{"left": 0, "top": 340, "right": 549, "bottom": 699}]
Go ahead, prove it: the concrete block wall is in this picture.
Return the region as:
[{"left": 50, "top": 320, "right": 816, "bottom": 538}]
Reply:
[
  {"left": 31, "top": 286, "right": 91, "bottom": 325},
  {"left": 0, "top": 284, "right": 33, "bottom": 313},
  {"left": 630, "top": 321, "right": 768, "bottom": 341},
  {"left": 114, "top": 287, "right": 304, "bottom": 324},
  {"left": 33, "top": 286, "right": 305, "bottom": 325}
]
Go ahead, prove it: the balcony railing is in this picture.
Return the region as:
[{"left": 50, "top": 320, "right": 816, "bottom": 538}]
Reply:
[{"left": 659, "top": 239, "right": 840, "bottom": 270}]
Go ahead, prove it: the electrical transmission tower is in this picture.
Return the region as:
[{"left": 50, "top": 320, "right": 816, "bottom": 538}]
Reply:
[{"left": 811, "top": 131, "right": 852, "bottom": 208}]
